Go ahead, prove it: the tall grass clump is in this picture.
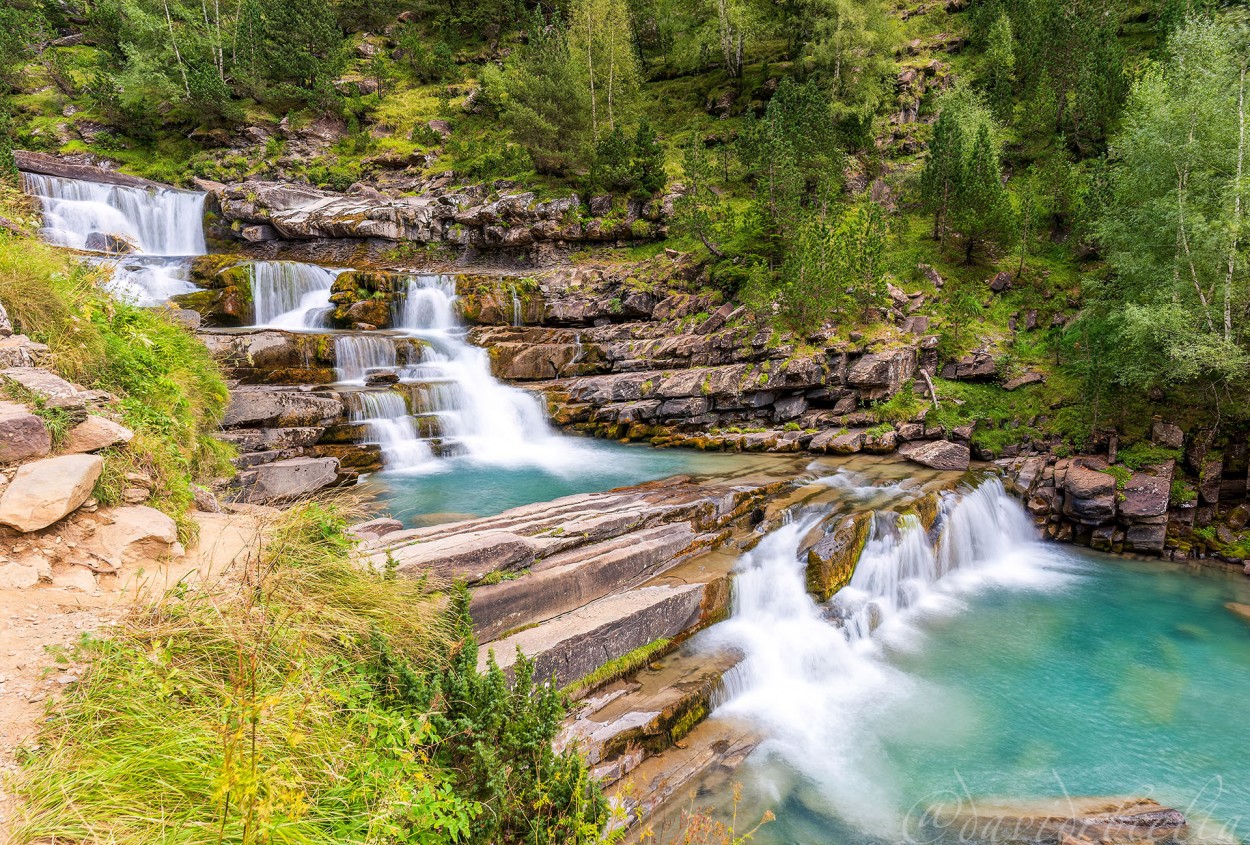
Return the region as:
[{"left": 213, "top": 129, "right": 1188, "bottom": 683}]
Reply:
[
  {"left": 0, "top": 199, "right": 232, "bottom": 537},
  {"left": 13, "top": 503, "right": 610, "bottom": 845}
]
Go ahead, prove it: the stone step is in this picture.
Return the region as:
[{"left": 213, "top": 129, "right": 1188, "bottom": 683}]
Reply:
[
  {"left": 471, "top": 523, "right": 712, "bottom": 642},
  {"left": 557, "top": 646, "right": 740, "bottom": 786},
  {"left": 478, "top": 583, "right": 717, "bottom": 689}
]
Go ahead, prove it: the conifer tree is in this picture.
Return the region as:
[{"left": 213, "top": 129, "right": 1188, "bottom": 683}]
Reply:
[
  {"left": 984, "top": 12, "right": 1016, "bottom": 121},
  {"left": 953, "top": 122, "right": 1013, "bottom": 263}
]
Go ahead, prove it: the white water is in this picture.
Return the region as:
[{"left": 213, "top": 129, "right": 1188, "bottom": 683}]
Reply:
[
  {"left": 382, "top": 274, "right": 585, "bottom": 472},
  {"left": 104, "top": 256, "right": 200, "bottom": 306},
  {"left": 334, "top": 335, "right": 405, "bottom": 384},
  {"left": 23, "top": 172, "right": 208, "bottom": 306},
  {"left": 251, "top": 261, "right": 340, "bottom": 328},
  {"left": 706, "top": 478, "right": 1062, "bottom": 838},
  {"left": 345, "top": 391, "right": 433, "bottom": 469},
  {"left": 23, "top": 173, "right": 206, "bottom": 257}
]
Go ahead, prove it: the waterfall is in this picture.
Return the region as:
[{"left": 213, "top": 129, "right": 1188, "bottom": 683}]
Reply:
[
  {"left": 705, "top": 478, "right": 1046, "bottom": 838},
  {"left": 509, "top": 284, "right": 522, "bottom": 327},
  {"left": 250, "top": 261, "right": 340, "bottom": 328},
  {"left": 334, "top": 336, "right": 400, "bottom": 384},
  {"left": 23, "top": 173, "right": 206, "bottom": 257},
  {"left": 345, "top": 391, "right": 433, "bottom": 469},
  {"left": 103, "top": 256, "right": 200, "bottom": 307},
  {"left": 389, "top": 274, "right": 577, "bottom": 469}
]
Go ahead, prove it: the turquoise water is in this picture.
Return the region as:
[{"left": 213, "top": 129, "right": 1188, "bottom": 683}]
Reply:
[
  {"left": 723, "top": 545, "right": 1250, "bottom": 843},
  {"left": 364, "top": 440, "right": 754, "bottom": 524}
]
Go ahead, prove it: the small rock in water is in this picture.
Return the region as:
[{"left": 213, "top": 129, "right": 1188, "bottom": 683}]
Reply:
[
  {"left": 1225, "top": 602, "right": 1250, "bottom": 625},
  {"left": 364, "top": 370, "right": 400, "bottom": 386}
]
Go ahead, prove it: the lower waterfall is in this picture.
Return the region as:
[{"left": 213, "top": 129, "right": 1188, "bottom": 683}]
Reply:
[{"left": 705, "top": 478, "right": 1053, "bottom": 838}]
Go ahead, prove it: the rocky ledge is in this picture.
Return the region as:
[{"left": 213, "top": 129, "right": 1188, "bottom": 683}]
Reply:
[{"left": 202, "top": 179, "right": 671, "bottom": 252}]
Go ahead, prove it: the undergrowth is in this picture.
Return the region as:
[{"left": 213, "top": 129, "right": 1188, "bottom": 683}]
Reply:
[
  {"left": 12, "top": 503, "right": 610, "bottom": 845},
  {"left": 0, "top": 214, "right": 232, "bottom": 538}
]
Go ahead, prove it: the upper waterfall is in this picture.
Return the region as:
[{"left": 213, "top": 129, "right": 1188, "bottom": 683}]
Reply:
[{"left": 23, "top": 172, "right": 207, "bottom": 257}]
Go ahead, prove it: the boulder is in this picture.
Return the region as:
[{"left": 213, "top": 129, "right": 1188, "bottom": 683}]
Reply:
[
  {"left": 0, "top": 561, "right": 40, "bottom": 589},
  {"left": 84, "top": 231, "right": 138, "bottom": 254},
  {"left": 846, "top": 348, "right": 917, "bottom": 400},
  {"left": 1064, "top": 460, "right": 1115, "bottom": 499},
  {"left": 941, "top": 352, "right": 997, "bottom": 381},
  {"left": 806, "top": 512, "right": 872, "bottom": 601},
  {"left": 62, "top": 416, "right": 134, "bottom": 454},
  {"left": 0, "top": 454, "right": 103, "bottom": 532},
  {"left": 898, "top": 440, "right": 970, "bottom": 471},
  {"left": 1152, "top": 420, "right": 1184, "bottom": 450},
  {"left": 925, "top": 797, "right": 1185, "bottom": 845},
  {"left": 826, "top": 430, "right": 866, "bottom": 455},
  {"left": 987, "top": 270, "right": 1011, "bottom": 292},
  {"left": 1002, "top": 372, "right": 1044, "bottom": 391},
  {"left": 91, "top": 506, "right": 181, "bottom": 567},
  {"left": 244, "top": 456, "right": 341, "bottom": 503},
  {"left": 394, "top": 531, "right": 537, "bottom": 582},
  {"left": 2, "top": 367, "right": 85, "bottom": 411},
  {"left": 0, "top": 299, "right": 11, "bottom": 337},
  {"left": 223, "top": 389, "right": 344, "bottom": 428},
  {"left": 348, "top": 517, "right": 405, "bottom": 540},
  {"left": 1118, "top": 462, "right": 1173, "bottom": 519},
  {"left": 0, "top": 400, "right": 51, "bottom": 463},
  {"left": 1226, "top": 602, "right": 1250, "bottom": 625}
]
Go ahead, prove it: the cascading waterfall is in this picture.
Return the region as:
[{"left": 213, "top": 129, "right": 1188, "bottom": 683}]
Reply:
[
  {"left": 250, "top": 261, "right": 340, "bottom": 328},
  {"left": 334, "top": 335, "right": 402, "bottom": 384},
  {"left": 345, "top": 391, "right": 433, "bottom": 468},
  {"left": 23, "top": 173, "right": 206, "bottom": 256},
  {"left": 387, "top": 274, "right": 579, "bottom": 469},
  {"left": 23, "top": 172, "right": 207, "bottom": 306},
  {"left": 706, "top": 478, "right": 1047, "bottom": 838}
]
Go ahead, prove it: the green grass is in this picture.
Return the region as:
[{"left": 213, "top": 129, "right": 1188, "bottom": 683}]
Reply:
[
  {"left": 561, "top": 637, "right": 673, "bottom": 698},
  {"left": 0, "top": 202, "right": 233, "bottom": 538},
  {"left": 12, "top": 503, "right": 472, "bottom": 845}
]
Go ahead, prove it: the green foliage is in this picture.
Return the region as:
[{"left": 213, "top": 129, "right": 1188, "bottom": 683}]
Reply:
[
  {"left": 1171, "top": 478, "right": 1197, "bottom": 505},
  {"left": 0, "top": 229, "right": 230, "bottom": 538},
  {"left": 1089, "top": 15, "right": 1250, "bottom": 395},
  {"left": 920, "top": 87, "right": 1013, "bottom": 262},
  {"left": 1117, "top": 442, "right": 1182, "bottom": 471},
  {"left": 13, "top": 503, "right": 474, "bottom": 845},
  {"left": 759, "top": 199, "right": 889, "bottom": 330},
  {"left": 1102, "top": 463, "right": 1132, "bottom": 490},
  {"left": 483, "top": 11, "right": 593, "bottom": 174},
  {"left": 374, "top": 588, "right": 609, "bottom": 845},
  {"left": 589, "top": 119, "right": 667, "bottom": 197},
  {"left": 982, "top": 13, "right": 1016, "bottom": 121},
  {"left": 871, "top": 380, "right": 923, "bottom": 424},
  {"left": 0, "top": 3, "right": 45, "bottom": 85},
  {"left": 970, "top": 0, "right": 1128, "bottom": 155}
]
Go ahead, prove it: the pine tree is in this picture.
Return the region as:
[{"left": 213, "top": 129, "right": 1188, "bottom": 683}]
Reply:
[
  {"left": 953, "top": 122, "right": 1013, "bottom": 263},
  {"left": 984, "top": 12, "right": 1016, "bottom": 121},
  {"left": 920, "top": 104, "right": 966, "bottom": 244}
]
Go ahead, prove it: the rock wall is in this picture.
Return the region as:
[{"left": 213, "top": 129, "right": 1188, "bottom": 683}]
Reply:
[
  {"left": 997, "top": 420, "right": 1250, "bottom": 569},
  {"left": 205, "top": 180, "right": 670, "bottom": 251}
]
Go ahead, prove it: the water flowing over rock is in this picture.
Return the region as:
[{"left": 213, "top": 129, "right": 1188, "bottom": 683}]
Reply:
[{"left": 23, "top": 172, "right": 206, "bottom": 257}]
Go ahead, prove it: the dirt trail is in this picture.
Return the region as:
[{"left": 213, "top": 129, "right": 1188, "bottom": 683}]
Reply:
[{"left": 0, "top": 509, "right": 264, "bottom": 840}]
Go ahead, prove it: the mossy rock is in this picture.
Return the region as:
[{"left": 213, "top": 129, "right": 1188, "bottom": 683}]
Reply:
[
  {"left": 189, "top": 255, "right": 247, "bottom": 288},
  {"left": 901, "top": 490, "right": 941, "bottom": 531},
  {"left": 334, "top": 297, "right": 393, "bottom": 328},
  {"left": 806, "top": 511, "right": 873, "bottom": 602},
  {"left": 171, "top": 286, "right": 253, "bottom": 327}
]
